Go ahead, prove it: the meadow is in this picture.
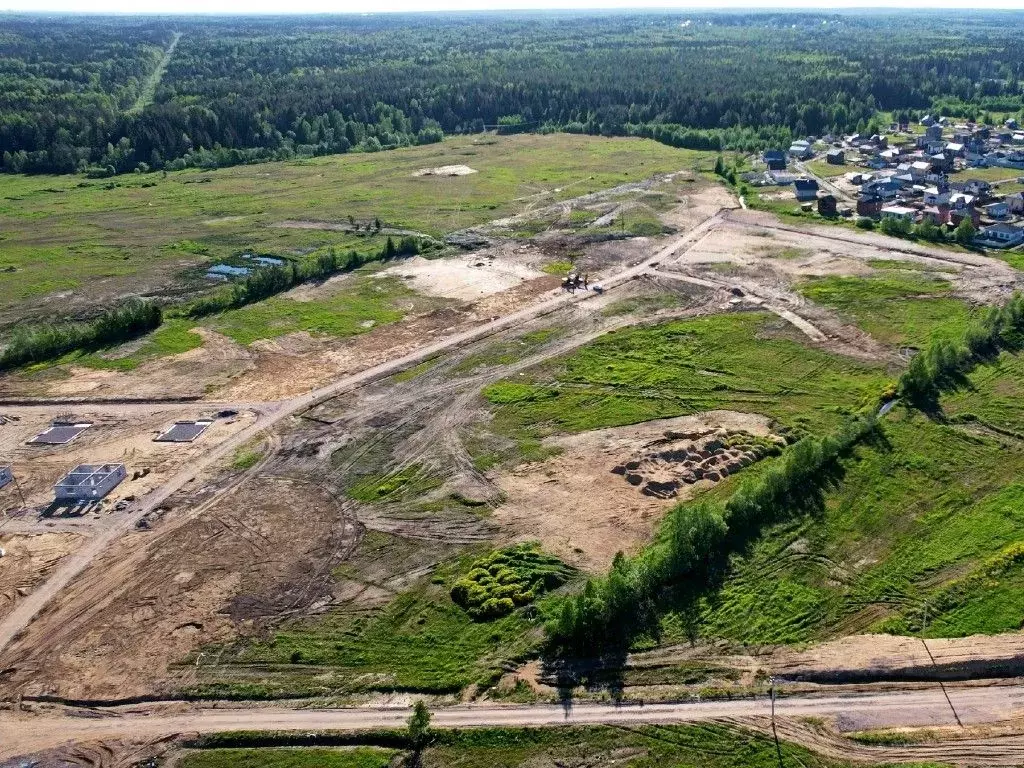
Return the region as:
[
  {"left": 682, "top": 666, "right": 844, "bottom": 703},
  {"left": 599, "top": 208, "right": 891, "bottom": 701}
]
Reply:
[
  {"left": 183, "top": 724, "right": 949, "bottom": 768},
  {"left": 186, "top": 551, "right": 540, "bottom": 699},
  {"left": 682, "top": 410, "right": 1024, "bottom": 644},
  {"left": 0, "top": 134, "right": 707, "bottom": 324},
  {"left": 798, "top": 273, "right": 976, "bottom": 347},
  {"left": 483, "top": 312, "right": 891, "bottom": 440}
]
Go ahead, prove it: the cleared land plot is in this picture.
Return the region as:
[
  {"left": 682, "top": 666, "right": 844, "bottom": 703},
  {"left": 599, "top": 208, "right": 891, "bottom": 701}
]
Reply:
[{"left": 0, "top": 134, "right": 708, "bottom": 324}]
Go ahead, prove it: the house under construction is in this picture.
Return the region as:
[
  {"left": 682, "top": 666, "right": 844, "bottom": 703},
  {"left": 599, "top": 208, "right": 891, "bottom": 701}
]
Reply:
[{"left": 53, "top": 463, "right": 126, "bottom": 501}]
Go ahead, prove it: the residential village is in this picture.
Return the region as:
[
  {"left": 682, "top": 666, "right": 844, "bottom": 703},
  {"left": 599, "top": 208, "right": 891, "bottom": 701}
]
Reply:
[{"left": 752, "top": 115, "right": 1024, "bottom": 250}]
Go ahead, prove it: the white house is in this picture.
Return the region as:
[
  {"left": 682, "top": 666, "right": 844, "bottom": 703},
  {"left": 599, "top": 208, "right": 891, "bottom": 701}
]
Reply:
[
  {"left": 978, "top": 223, "right": 1024, "bottom": 248},
  {"left": 881, "top": 205, "right": 917, "bottom": 222},
  {"left": 923, "top": 186, "right": 951, "bottom": 206}
]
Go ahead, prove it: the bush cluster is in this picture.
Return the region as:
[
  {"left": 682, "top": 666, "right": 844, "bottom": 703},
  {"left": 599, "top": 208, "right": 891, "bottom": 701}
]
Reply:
[
  {"left": 451, "top": 544, "right": 572, "bottom": 620},
  {"left": 0, "top": 297, "right": 162, "bottom": 370}
]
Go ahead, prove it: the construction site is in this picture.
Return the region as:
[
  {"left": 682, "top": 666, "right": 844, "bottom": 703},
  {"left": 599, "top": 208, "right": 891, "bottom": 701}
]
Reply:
[{"left": 4, "top": 135, "right": 1024, "bottom": 766}]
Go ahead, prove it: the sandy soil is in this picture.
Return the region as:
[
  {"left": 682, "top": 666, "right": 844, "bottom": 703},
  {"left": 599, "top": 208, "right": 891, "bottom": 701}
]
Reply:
[
  {"left": 0, "top": 406, "right": 256, "bottom": 510},
  {"left": 0, "top": 469, "right": 357, "bottom": 700},
  {"left": 0, "top": 532, "right": 82, "bottom": 622},
  {"left": 379, "top": 252, "right": 546, "bottom": 301},
  {"left": 413, "top": 164, "right": 478, "bottom": 177},
  {"left": 492, "top": 411, "right": 775, "bottom": 571}
]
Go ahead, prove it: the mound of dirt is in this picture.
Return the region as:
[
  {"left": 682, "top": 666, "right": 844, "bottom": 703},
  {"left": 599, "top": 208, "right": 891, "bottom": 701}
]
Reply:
[
  {"left": 413, "top": 165, "right": 478, "bottom": 177},
  {"left": 611, "top": 428, "right": 785, "bottom": 499}
]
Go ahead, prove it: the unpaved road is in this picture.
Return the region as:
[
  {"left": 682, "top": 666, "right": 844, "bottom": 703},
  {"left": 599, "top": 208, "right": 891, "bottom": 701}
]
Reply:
[
  {"left": 3, "top": 684, "right": 1024, "bottom": 759},
  {"left": 0, "top": 208, "right": 730, "bottom": 656}
]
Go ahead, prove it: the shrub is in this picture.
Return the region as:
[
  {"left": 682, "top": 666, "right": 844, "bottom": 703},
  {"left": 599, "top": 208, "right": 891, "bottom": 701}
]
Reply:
[{"left": 451, "top": 544, "right": 573, "bottom": 620}]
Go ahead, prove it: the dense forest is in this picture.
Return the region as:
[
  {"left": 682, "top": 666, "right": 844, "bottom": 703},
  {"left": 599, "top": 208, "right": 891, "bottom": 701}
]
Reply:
[{"left": 2, "top": 11, "right": 1024, "bottom": 176}]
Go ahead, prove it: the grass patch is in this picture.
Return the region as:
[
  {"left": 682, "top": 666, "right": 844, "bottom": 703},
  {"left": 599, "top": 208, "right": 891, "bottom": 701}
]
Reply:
[
  {"left": 181, "top": 748, "right": 397, "bottom": 768},
  {"left": 799, "top": 274, "right": 974, "bottom": 347},
  {"left": 189, "top": 558, "right": 539, "bottom": 698},
  {"left": 393, "top": 356, "right": 442, "bottom": 383},
  {"left": 204, "top": 276, "right": 414, "bottom": 346},
  {"left": 541, "top": 260, "right": 575, "bottom": 275},
  {"left": 482, "top": 312, "right": 889, "bottom": 440},
  {"left": 232, "top": 446, "right": 264, "bottom": 470},
  {"left": 805, "top": 160, "right": 850, "bottom": 178},
  {"left": 52, "top": 318, "right": 204, "bottom": 371},
  {"left": 601, "top": 292, "right": 686, "bottom": 317},
  {"left": 183, "top": 723, "right": 925, "bottom": 768},
  {"left": 346, "top": 464, "right": 443, "bottom": 504},
  {"left": 453, "top": 327, "right": 562, "bottom": 374}
]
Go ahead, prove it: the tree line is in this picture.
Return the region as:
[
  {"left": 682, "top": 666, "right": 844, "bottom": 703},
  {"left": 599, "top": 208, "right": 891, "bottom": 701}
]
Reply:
[
  {"left": 181, "top": 236, "right": 426, "bottom": 319},
  {"left": 899, "top": 292, "right": 1024, "bottom": 410},
  {"left": 3, "top": 13, "right": 1023, "bottom": 175},
  {"left": 0, "top": 298, "right": 162, "bottom": 370},
  {"left": 545, "top": 414, "right": 879, "bottom": 653}
]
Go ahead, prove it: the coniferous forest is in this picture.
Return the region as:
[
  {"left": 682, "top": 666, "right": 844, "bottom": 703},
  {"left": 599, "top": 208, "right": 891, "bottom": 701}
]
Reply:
[{"left": 2, "top": 10, "right": 1024, "bottom": 176}]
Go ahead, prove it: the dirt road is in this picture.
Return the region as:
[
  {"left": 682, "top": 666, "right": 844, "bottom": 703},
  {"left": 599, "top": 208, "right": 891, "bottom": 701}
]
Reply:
[
  {"left": 3, "top": 684, "right": 1024, "bottom": 759},
  {"left": 0, "top": 208, "right": 730, "bottom": 656}
]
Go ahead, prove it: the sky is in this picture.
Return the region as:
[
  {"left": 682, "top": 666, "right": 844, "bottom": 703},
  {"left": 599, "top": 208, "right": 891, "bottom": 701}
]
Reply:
[{"left": 3, "top": 0, "right": 1024, "bottom": 13}]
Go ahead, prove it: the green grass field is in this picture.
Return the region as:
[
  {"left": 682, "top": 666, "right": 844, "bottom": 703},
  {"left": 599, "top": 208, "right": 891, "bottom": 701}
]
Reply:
[
  {"left": 662, "top": 407, "right": 1024, "bottom": 645},
  {"left": 0, "top": 134, "right": 709, "bottom": 323},
  {"left": 186, "top": 554, "right": 540, "bottom": 699},
  {"left": 184, "top": 724, "right": 950, "bottom": 768},
  {"left": 182, "top": 748, "right": 397, "bottom": 768},
  {"left": 483, "top": 312, "right": 890, "bottom": 441},
  {"left": 798, "top": 274, "right": 975, "bottom": 347},
  {"left": 805, "top": 160, "right": 849, "bottom": 178}
]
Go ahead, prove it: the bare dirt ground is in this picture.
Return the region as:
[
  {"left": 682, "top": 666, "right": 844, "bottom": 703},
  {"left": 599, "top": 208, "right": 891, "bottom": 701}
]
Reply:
[
  {"left": 0, "top": 406, "right": 256, "bottom": 510},
  {"left": 0, "top": 532, "right": 82, "bottom": 623},
  {"left": 492, "top": 411, "right": 777, "bottom": 571},
  {"left": 378, "top": 250, "right": 546, "bottom": 301}
]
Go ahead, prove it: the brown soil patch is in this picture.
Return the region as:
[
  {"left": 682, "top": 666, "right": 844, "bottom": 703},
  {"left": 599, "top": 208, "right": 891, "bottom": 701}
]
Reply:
[
  {"left": 0, "top": 532, "right": 82, "bottom": 622},
  {"left": 0, "top": 406, "right": 256, "bottom": 509},
  {"left": 0, "top": 474, "right": 356, "bottom": 700},
  {"left": 491, "top": 411, "right": 774, "bottom": 571}
]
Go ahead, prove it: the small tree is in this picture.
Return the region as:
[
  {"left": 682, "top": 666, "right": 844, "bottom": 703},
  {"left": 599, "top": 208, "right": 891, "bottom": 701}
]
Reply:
[
  {"left": 955, "top": 218, "right": 977, "bottom": 247},
  {"left": 408, "top": 700, "right": 432, "bottom": 750}
]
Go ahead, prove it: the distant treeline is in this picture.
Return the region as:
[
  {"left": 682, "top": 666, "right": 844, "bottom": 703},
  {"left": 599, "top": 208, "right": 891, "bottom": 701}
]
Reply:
[
  {"left": 545, "top": 414, "right": 878, "bottom": 653},
  {"left": 3, "top": 13, "right": 1023, "bottom": 175},
  {"left": 0, "top": 298, "right": 162, "bottom": 370}
]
